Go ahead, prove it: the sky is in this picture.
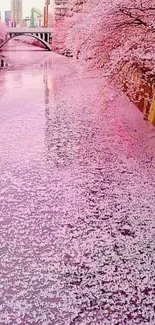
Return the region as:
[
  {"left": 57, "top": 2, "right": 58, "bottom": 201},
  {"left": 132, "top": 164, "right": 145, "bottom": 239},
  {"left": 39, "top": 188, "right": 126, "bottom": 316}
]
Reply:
[{"left": 0, "top": 0, "right": 45, "bottom": 21}]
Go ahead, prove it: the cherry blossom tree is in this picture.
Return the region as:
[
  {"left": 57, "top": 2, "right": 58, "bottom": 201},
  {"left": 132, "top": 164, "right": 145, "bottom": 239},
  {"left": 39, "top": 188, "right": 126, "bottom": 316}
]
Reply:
[
  {"left": 52, "top": 19, "right": 68, "bottom": 55},
  {"left": 60, "top": 0, "right": 155, "bottom": 119},
  {"left": 68, "top": 0, "right": 85, "bottom": 13},
  {"left": 52, "top": 16, "right": 78, "bottom": 55},
  {"left": 66, "top": 0, "right": 155, "bottom": 78},
  {"left": 0, "top": 22, "right": 6, "bottom": 44},
  {"left": 51, "top": 0, "right": 85, "bottom": 55},
  {"left": 52, "top": 0, "right": 155, "bottom": 108}
]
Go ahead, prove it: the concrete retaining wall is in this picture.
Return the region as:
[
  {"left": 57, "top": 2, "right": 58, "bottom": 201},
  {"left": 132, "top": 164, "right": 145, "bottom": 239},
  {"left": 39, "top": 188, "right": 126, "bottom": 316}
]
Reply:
[{"left": 120, "top": 64, "right": 155, "bottom": 125}]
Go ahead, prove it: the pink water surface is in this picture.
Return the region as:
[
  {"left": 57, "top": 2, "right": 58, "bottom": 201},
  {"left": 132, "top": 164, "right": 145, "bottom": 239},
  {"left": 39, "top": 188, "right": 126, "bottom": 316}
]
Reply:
[{"left": 0, "top": 41, "right": 155, "bottom": 325}]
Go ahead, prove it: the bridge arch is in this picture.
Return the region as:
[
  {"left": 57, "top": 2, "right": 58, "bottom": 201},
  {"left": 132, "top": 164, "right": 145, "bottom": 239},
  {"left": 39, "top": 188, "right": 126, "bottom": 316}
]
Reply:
[{"left": 0, "top": 33, "right": 51, "bottom": 51}]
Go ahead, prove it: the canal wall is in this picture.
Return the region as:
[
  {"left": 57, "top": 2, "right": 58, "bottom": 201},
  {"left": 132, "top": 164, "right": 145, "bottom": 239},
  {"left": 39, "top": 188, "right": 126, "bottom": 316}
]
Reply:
[
  {"left": 16, "top": 38, "right": 45, "bottom": 49},
  {"left": 119, "top": 62, "right": 155, "bottom": 126},
  {"left": 20, "top": 38, "right": 72, "bottom": 57}
]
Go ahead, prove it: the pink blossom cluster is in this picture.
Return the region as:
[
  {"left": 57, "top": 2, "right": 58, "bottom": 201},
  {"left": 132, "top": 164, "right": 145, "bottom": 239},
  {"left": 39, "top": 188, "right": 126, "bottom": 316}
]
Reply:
[
  {"left": 52, "top": 16, "right": 78, "bottom": 55},
  {"left": 69, "top": 1, "right": 155, "bottom": 71},
  {"left": 52, "top": 0, "right": 155, "bottom": 81},
  {"left": 0, "top": 22, "right": 6, "bottom": 44}
]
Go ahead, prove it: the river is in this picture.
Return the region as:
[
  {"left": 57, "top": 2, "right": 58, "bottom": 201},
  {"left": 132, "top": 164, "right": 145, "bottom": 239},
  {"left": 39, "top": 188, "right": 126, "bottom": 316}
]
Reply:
[{"left": 0, "top": 41, "right": 155, "bottom": 325}]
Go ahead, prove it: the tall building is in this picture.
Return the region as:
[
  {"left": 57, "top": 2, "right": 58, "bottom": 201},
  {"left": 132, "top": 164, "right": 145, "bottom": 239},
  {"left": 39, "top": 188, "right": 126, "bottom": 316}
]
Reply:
[
  {"left": 48, "top": 1, "right": 55, "bottom": 26},
  {"left": 54, "top": 0, "right": 68, "bottom": 20},
  {"left": 11, "top": 0, "right": 23, "bottom": 27},
  {"left": 5, "top": 11, "right": 11, "bottom": 26},
  {"left": 44, "top": 0, "right": 51, "bottom": 27},
  {"left": 44, "top": 0, "right": 69, "bottom": 25}
]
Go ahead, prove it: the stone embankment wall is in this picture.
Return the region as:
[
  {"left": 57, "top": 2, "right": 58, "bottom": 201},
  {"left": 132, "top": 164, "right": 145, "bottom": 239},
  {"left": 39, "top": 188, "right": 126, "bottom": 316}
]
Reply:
[
  {"left": 120, "top": 64, "right": 155, "bottom": 126},
  {"left": 18, "top": 38, "right": 45, "bottom": 49}
]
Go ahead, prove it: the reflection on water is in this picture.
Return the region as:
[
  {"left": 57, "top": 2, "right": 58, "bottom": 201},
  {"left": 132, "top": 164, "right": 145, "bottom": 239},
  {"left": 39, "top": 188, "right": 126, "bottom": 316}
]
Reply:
[
  {"left": 41, "top": 57, "right": 53, "bottom": 69},
  {"left": 43, "top": 67, "right": 76, "bottom": 168},
  {"left": 43, "top": 73, "right": 50, "bottom": 105},
  {"left": 4, "top": 72, "right": 23, "bottom": 89},
  {"left": 0, "top": 57, "right": 9, "bottom": 69}
]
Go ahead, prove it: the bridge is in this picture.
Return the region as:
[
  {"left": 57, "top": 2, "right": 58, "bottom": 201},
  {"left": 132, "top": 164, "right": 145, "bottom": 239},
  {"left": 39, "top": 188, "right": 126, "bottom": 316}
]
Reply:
[{"left": 0, "top": 28, "right": 52, "bottom": 51}]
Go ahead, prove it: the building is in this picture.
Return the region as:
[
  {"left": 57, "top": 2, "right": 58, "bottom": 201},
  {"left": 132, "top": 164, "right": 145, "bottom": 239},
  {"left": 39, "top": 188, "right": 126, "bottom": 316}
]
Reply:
[
  {"left": 22, "top": 17, "right": 30, "bottom": 28},
  {"left": 44, "top": 0, "right": 68, "bottom": 24},
  {"left": 5, "top": 11, "right": 11, "bottom": 26},
  {"left": 54, "top": 0, "right": 68, "bottom": 20},
  {"left": 44, "top": 0, "right": 50, "bottom": 27},
  {"left": 11, "top": 0, "right": 23, "bottom": 27},
  {"left": 48, "top": 1, "right": 55, "bottom": 26},
  {"left": 30, "top": 8, "right": 43, "bottom": 28},
  {"left": 9, "top": 20, "right": 15, "bottom": 27}
]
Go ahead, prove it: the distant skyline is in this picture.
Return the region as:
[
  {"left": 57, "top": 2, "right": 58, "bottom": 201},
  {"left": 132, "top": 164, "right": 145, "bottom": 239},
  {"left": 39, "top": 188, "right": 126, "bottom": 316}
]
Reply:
[{"left": 0, "top": 0, "right": 46, "bottom": 21}]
